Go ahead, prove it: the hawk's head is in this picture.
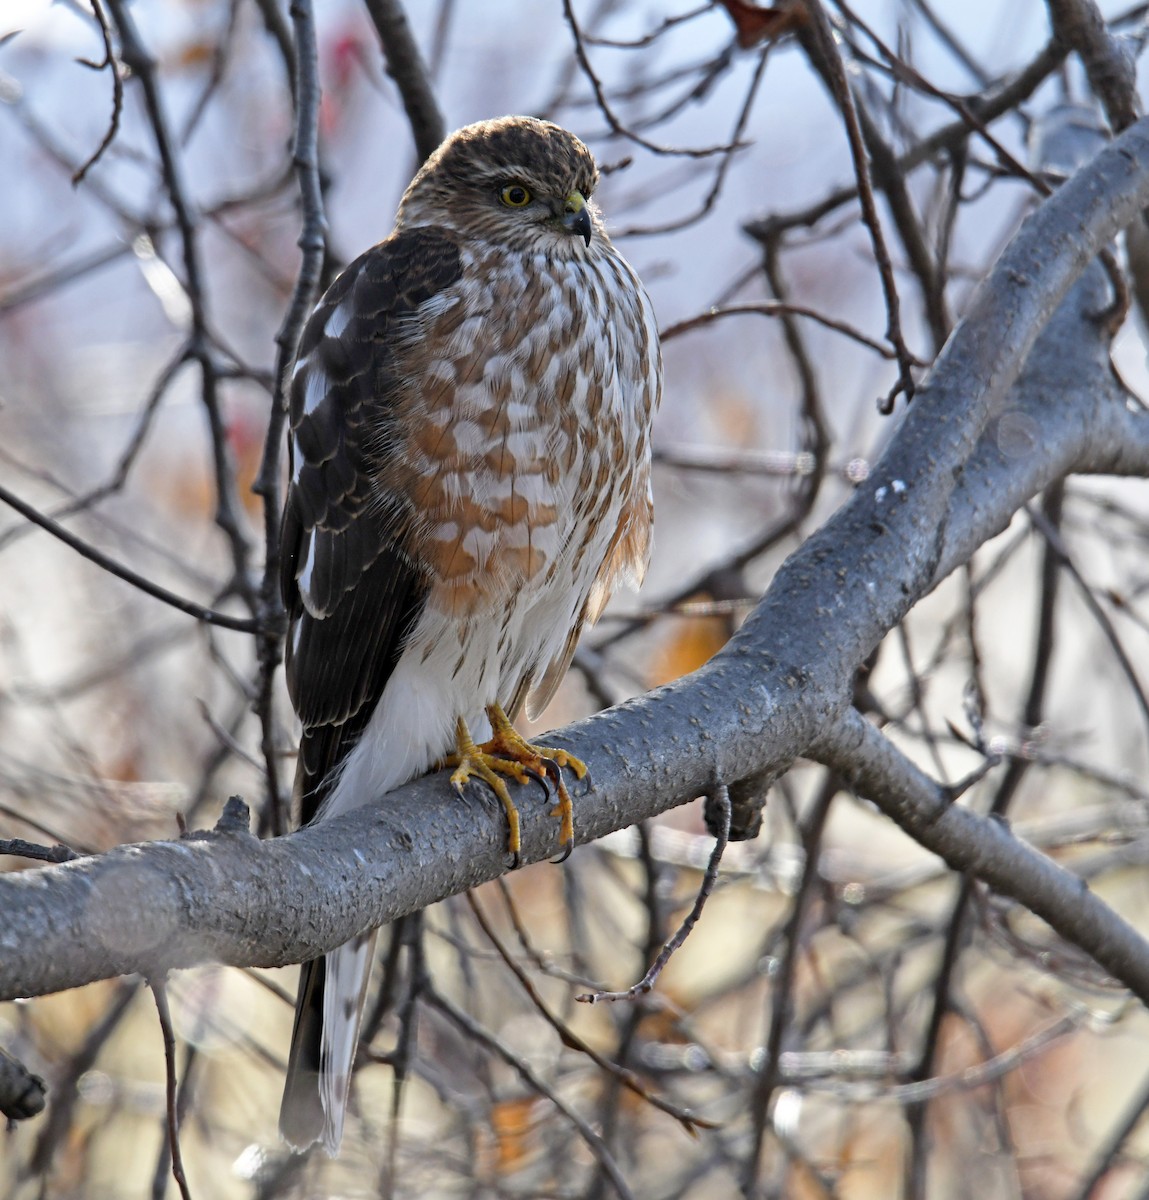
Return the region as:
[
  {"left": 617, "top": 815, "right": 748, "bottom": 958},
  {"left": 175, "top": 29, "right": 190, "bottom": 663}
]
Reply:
[{"left": 397, "top": 116, "right": 604, "bottom": 254}]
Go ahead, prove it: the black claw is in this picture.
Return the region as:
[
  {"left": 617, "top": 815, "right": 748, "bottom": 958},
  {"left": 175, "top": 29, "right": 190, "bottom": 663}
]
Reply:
[
  {"left": 521, "top": 763, "right": 552, "bottom": 797},
  {"left": 508, "top": 848, "right": 522, "bottom": 870},
  {"left": 549, "top": 838, "right": 574, "bottom": 865},
  {"left": 537, "top": 755, "right": 562, "bottom": 787}
]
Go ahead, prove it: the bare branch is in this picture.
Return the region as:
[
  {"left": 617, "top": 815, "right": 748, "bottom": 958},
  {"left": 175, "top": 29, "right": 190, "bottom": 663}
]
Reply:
[
  {"left": 466, "top": 890, "right": 712, "bottom": 1129},
  {"left": 819, "top": 708, "right": 1149, "bottom": 1007},
  {"left": 424, "top": 985, "right": 636, "bottom": 1200},
  {"left": 249, "top": 0, "right": 327, "bottom": 831},
  {"left": 1046, "top": 0, "right": 1140, "bottom": 132},
  {"left": 0, "top": 482, "right": 259, "bottom": 634},
  {"left": 0, "top": 838, "right": 80, "bottom": 864},
  {"left": 150, "top": 979, "right": 193, "bottom": 1200},
  {"left": 561, "top": 0, "right": 748, "bottom": 158},
  {"left": 362, "top": 0, "right": 447, "bottom": 163},
  {"left": 71, "top": 0, "right": 123, "bottom": 186},
  {"left": 103, "top": 0, "right": 257, "bottom": 612},
  {"left": 660, "top": 300, "right": 917, "bottom": 360},
  {"left": 577, "top": 784, "right": 731, "bottom": 1004},
  {"left": 799, "top": 0, "right": 918, "bottom": 406}
]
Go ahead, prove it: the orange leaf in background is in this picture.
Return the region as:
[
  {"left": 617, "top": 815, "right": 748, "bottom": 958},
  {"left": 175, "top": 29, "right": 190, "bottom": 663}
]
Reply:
[
  {"left": 226, "top": 407, "right": 266, "bottom": 519},
  {"left": 489, "top": 1095, "right": 544, "bottom": 1176},
  {"left": 649, "top": 609, "right": 731, "bottom": 688},
  {"left": 716, "top": 0, "right": 809, "bottom": 49},
  {"left": 173, "top": 39, "right": 216, "bottom": 71},
  {"left": 145, "top": 408, "right": 265, "bottom": 523},
  {"left": 100, "top": 747, "right": 142, "bottom": 787}
]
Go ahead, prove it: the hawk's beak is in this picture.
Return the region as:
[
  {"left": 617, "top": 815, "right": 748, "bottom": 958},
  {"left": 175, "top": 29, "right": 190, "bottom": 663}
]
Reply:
[{"left": 562, "top": 191, "right": 593, "bottom": 246}]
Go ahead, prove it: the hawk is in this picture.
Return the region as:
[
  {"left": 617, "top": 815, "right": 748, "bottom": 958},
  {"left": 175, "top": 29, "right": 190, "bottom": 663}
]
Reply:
[{"left": 277, "top": 116, "right": 661, "bottom": 1153}]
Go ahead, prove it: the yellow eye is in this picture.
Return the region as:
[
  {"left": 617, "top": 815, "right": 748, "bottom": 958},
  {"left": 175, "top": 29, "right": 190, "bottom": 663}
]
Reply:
[{"left": 500, "top": 184, "right": 531, "bottom": 208}]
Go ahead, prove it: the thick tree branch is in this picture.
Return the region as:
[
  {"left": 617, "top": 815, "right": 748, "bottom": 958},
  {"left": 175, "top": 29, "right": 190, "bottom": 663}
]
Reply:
[
  {"left": 362, "top": 0, "right": 447, "bottom": 164},
  {"left": 818, "top": 709, "right": 1149, "bottom": 1007},
  {"left": 4, "top": 118, "right": 1149, "bottom": 1006},
  {"left": 1046, "top": 0, "right": 1140, "bottom": 132}
]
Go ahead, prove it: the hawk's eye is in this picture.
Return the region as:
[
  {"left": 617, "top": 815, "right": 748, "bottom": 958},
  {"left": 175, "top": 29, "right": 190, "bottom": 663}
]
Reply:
[{"left": 500, "top": 184, "right": 531, "bottom": 208}]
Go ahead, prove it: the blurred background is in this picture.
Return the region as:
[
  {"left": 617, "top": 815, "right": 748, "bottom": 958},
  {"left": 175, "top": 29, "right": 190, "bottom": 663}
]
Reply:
[{"left": 4, "top": 1, "right": 1149, "bottom": 1196}]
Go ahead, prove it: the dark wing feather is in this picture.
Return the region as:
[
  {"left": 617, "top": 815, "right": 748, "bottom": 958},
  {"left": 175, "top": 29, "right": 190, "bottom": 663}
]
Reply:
[{"left": 280, "top": 226, "right": 463, "bottom": 825}]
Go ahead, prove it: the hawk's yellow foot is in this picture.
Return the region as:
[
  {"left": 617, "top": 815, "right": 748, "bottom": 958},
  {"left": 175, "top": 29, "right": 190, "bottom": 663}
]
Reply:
[{"left": 447, "top": 704, "right": 587, "bottom": 865}]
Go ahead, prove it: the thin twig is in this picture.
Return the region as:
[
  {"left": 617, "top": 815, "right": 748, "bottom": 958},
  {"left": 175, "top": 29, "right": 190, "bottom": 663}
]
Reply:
[
  {"left": 54, "top": 343, "right": 194, "bottom": 519},
  {"left": 1027, "top": 501, "right": 1149, "bottom": 744},
  {"left": 0, "top": 838, "right": 80, "bottom": 864},
  {"left": 72, "top": 0, "right": 124, "bottom": 186},
  {"left": 465, "top": 890, "right": 714, "bottom": 1132},
  {"left": 801, "top": 0, "right": 916, "bottom": 409},
  {"left": 150, "top": 1045, "right": 199, "bottom": 1200},
  {"left": 249, "top": 0, "right": 326, "bottom": 831},
  {"left": 104, "top": 0, "right": 257, "bottom": 615},
  {"left": 424, "top": 985, "right": 637, "bottom": 1200},
  {"left": 745, "top": 36, "right": 1067, "bottom": 238},
  {"left": 837, "top": 1, "right": 1052, "bottom": 196},
  {"left": 0, "top": 482, "right": 258, "bottom": 633},
  {"left": 743, "top": 774, "right": 839, "bottom": 1194},
  {"left": 149, "top": 979, "right": 193, "bottom": 1200},
  {"left": 1072, "top": 1065, "right": 1149, "bottom": 1200},
  {"left": 590, "top": 3, "right": 714, "bottom": 48},
  {"left": 562, "top": 0, "right": 747, "bottom": 158},
  {"left": 660, "top": 301, "right": 920, "bottom": 360},
  {"left": 578, "top": 785, "right": 731, "bottom": 1003},
  {"left": 179, "top": 0, "right": 242, "bottom": 144},
  {"left": 616, "top": 45, "right": 769, "bottom": 237}
]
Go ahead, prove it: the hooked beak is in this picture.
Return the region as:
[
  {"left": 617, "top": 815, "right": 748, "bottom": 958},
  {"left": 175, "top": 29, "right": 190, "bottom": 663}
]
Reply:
[{"left": 562, "top": 191, "right": 593, "bottom": 246}]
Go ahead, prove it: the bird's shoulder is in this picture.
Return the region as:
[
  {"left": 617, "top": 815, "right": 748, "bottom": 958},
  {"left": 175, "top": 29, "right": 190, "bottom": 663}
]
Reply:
[
  {"left": 293, "top": 225, "right": 463, "bottom": 405},
  {"left": 284, "top": 225, "right": 464, "bottom": 529}
]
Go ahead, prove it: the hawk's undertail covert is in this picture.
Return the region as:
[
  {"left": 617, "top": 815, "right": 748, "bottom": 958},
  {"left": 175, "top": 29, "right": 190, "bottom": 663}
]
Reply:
[{"left": 278, "top": 115, "right": 661, "bottom": 1154}]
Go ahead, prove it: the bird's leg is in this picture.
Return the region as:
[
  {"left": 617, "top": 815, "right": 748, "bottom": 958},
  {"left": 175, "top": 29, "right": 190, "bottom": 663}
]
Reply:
[
  {"left": 445, "top": 704, "right": 587, "bottom": 864},
  {"left": 447, "top": 716, "right": 530, "bottom": 868},
  {"left": 483, "top": 704, "right": 587, "bottom": 861}
]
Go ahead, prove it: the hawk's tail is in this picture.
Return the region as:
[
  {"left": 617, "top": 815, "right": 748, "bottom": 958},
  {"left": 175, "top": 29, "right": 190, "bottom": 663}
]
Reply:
[{"left": 279, "top": 932, "right": 378, "bottom": 1154}]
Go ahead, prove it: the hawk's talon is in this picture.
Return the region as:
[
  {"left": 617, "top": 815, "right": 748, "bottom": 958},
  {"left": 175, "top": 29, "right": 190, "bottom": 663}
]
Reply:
[
  {"left": 550, "top": 832, "right": 574, "bottom": 865},
  {"left": 548, "top": 776, "right": 575, "bottom": 860},
  {"left": 520, "top": 762, "right": 553, "bottom": 797},
  {"left": 549, "top": 749, "right": 589, "bottom": 782},
  {"left": 449, "top": 745, "right": 524, "bottom": 862},
  {"left": 447, "top": 704, "right": 585, "bottom": 863}
]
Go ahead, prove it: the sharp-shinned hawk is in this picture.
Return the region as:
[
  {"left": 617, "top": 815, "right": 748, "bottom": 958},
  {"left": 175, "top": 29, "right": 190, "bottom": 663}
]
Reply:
[{"left": 278, "top": 116, "right": 661, "bottom": 1153}]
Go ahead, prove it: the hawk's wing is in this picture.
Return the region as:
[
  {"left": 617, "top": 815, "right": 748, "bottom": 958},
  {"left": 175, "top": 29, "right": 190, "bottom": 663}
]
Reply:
[{"left": 280, "top": 227, "right": 463, "bottom": 823}]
